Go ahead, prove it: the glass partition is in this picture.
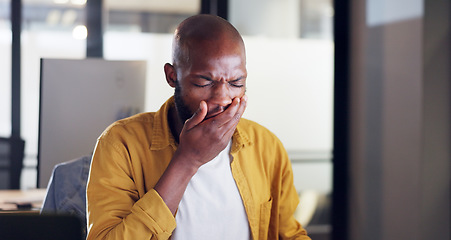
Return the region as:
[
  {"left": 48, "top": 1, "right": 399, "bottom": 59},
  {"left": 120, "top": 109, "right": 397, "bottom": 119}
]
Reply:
[
  {"left": 104, "top": 2, "right": 333, "bottom": 238},
  {"left": 21, "top": 0, "right": 87, "bottom": 189},
  {"left": 104, "top": 1, "right": 333, "bottom": 237},
  {"left": 12, "top": 0, "right": 334, "bottom": 237},
  {"left": 104, "top": 0, "right": 201, "bottom": 112},
  {"left": 229, "top": 0, "right": 333, "bottom": 237}
]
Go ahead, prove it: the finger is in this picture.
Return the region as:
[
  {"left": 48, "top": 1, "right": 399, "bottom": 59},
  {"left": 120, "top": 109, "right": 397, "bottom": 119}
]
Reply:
[
  {"left": 221, "top": 95, "right": 247, "bottom": 135},
  {"left": 222, "top": 95, "right": 247, "bottom": 126},
  {"left": 236, "top": 95, "right": 247, "bottom": 117},
  {"left": 210, "top": 97, "right": 241, "bottom": 127},
  {"left": 184, "top": 101, "right": 207, "bottom": 130},
  {"left": 211, "top": 97, "right": 246, "bottom": 143}
]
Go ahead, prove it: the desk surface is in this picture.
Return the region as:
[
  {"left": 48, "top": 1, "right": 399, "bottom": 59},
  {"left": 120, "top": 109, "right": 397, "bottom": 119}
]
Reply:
[{"left": 0, "top": 189, "right": 47, "bottom": 212}]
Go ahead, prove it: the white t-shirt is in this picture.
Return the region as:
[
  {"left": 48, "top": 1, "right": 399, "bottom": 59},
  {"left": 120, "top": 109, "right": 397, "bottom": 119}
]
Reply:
[{"left": 171, "top": 141, "right": 251, "bottom": 240}]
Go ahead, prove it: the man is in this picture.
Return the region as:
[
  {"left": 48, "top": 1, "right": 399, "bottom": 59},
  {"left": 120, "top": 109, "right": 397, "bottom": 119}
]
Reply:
[{"left": 86, "top": 14, "right": 311, "bottom": 240}]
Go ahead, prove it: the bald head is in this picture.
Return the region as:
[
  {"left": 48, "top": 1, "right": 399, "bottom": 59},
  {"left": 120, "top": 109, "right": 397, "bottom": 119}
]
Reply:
[{"left": 172, "top": 14, "right": 245, "bottom": 68}]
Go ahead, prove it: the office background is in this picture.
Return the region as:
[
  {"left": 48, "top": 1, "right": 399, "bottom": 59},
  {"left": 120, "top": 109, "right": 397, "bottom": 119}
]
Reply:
[{"left": 1, "top": 0, "right": 450, "bottom": 240}]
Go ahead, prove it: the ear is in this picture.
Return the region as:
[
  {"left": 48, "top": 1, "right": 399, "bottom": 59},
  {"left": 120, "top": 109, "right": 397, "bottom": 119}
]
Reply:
[{"left": 164, "top": 63, "right": 177, "bottom": 88}]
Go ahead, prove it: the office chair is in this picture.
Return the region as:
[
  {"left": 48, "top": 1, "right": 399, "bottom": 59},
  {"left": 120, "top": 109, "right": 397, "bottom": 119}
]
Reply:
[
  {"left": 0, "top": 137, "right": 25, "bottom": 189},
  {"left": 41, "top": 155, "right": 92, "bottom": 239}
]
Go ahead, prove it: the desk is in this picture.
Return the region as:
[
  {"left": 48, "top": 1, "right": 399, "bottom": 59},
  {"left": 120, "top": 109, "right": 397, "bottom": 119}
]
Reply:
[{"left": 0, "top": 189, "right": 47, "bottom": 212}]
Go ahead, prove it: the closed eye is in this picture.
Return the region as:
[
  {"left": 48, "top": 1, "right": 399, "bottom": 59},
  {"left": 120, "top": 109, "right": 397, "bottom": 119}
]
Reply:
[
  {"left": 192, "top": 76, "right": 245, "bottom": 88},
  {"left": 229, "top": 78, "right": 245, "bottom": 88},
  {"left": 193, "top": 76, "right": 213, "bottom": 87},
  {"left": 193, "top": 82, "right": 213, "bottom": 87}
]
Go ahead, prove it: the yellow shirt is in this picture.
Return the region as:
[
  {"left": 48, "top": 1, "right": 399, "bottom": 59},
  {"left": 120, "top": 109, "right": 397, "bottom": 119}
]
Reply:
[{"left": 86, "top": 97, "right": 311, "bottom": 240}]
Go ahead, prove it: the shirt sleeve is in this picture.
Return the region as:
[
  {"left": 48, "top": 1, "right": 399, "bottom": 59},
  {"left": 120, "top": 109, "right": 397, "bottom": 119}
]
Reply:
[
  {"left": 276, "top": 141, "right": 312, "bottom": 240},
  {"left": 86, "top": 138, "right": 176, "bottom": 240}
]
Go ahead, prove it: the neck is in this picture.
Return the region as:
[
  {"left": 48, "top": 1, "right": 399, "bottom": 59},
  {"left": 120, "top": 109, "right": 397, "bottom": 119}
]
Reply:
[{"left": 168, "top": 105, "right": 183, "bottom": 143}]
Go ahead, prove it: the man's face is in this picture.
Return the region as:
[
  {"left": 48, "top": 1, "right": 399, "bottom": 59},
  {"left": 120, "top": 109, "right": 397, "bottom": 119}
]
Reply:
[{"left": 173, "top": 40, "right": 247, "bottom": 123}]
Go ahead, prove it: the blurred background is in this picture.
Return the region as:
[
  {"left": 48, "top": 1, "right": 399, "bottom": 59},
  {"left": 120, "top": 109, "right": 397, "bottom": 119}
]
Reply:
[{"left": 0, "top": 0, "right": 449, "bottom": 240}]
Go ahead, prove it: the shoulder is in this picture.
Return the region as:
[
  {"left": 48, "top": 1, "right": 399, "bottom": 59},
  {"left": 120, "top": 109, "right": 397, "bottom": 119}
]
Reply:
[
  {"left": 236, "top": 118, "right": 287, "bottom": 159},
  {"left": 238, "top": 118, "right": 281, "bottom": 144},
  {"left": 235, "top": 118, "right": 292, "bottom": 180}
]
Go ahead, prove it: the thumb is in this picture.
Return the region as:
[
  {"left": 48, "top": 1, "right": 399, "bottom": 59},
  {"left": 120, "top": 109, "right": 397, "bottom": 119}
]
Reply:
[{"left": 184, "top": 101, "right": 207, "bottom": 130}]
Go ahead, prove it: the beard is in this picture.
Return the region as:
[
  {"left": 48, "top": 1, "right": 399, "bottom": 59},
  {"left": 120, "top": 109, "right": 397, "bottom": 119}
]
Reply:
[{"left": 174, "top": 81, "right": 194, "bottom": 123}]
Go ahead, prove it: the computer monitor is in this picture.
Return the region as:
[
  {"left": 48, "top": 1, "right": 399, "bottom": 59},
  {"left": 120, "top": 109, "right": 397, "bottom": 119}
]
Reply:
[{"left": 38, "top": 58, "right": 146, "bottom": 188}]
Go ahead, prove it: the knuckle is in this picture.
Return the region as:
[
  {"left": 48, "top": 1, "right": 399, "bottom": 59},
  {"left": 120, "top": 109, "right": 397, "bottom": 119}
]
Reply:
[{"left": 212, "top": 133, "right": 223, "bottom": 142}]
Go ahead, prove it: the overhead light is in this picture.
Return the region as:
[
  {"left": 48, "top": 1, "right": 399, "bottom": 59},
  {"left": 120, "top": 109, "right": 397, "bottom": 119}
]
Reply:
[
  {"left": 46, "top": 10, "right": 61, "bottom": 26},
  {"left": 72, "top": 25, "right": 87, "bottom": 40},
  {"left": 61, "top": 10, "right": 77, "bottom": 26}
]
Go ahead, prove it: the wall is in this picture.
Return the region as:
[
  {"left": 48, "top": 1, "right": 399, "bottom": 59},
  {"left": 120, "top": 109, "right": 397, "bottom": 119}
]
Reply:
[
  {"left": 420, "top": 1, "right": 451, "bottom": 239},
  {"left": 349, "top": 0, "right": 450, "bottom": 239}
]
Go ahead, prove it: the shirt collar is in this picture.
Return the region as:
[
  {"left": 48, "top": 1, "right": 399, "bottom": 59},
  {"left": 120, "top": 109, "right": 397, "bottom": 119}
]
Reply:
[
  {"left": 149, "top": 96, "right": 252, "bottom": 153},
  {"left": 231, "top": 122, "right": 252, "bottom": 154},
  {"left": 150, "top": 97, "right": 177, "bottom": 151}
]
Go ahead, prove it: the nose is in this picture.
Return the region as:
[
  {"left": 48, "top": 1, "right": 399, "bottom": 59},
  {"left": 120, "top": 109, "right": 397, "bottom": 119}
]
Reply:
[{"left": 209, "top": 81, "right": 232, "bottom": 107}]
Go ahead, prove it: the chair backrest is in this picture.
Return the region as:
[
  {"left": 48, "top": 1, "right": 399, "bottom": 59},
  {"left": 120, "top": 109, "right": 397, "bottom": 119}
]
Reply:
[
  {"left": 41, "top": 155, "right": 92, "bottom": 239},
  {"left": 0, "top": 137, "right": 25, "bottom": 189}
]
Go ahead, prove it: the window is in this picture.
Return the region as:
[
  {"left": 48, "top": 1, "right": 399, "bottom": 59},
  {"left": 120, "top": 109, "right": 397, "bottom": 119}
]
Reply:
[
  {"left": 230, "top": 0, "right": 333, "bottom": 236},
  {"left": 103, "top": 0, "right": 201, "bottom": 112},
  {"left": 9, "top": 3, "right": 334, "bottom": 237},
  {"left": 103, "top": 1, "right": 333, "bottom": 236},
  {"left": 21, "top": 0, "right": 87, "bottom": 189}
]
